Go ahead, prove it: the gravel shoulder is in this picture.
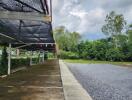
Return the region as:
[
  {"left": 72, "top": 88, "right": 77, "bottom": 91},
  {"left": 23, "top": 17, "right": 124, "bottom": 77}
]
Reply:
[{"left": 66, "top": 63, "right": 132, "bottom": 100}]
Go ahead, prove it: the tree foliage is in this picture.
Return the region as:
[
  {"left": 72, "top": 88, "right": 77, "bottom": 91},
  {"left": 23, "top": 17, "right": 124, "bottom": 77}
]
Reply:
[
  {"left": 102, "top": 11, "right": 126, "bottom": 47},
  {"left": 127, "top": 24, "right": 132, "bottom": 60},
  {"left": 54, "top": 26, "right": 81, "bottom": 52},
  {"left": 54, "top": 12, "right": 131, "bottom": 62},
  {"left": 102, "top": 11, "right": 126, "bottom": 36},
  {"left": 77, "top": 36, "right": 131, "bottom": 61}
]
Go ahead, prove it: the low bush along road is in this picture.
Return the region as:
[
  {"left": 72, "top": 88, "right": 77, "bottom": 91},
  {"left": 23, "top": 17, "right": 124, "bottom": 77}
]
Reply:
[{"left": 66, "top": 62, "right": 132, "bottom": 100}]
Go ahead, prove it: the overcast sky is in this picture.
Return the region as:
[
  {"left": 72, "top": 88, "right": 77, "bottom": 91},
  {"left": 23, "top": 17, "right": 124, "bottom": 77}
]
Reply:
[{"left": 52, "top": 0, "right": 132, "bottom": 40}]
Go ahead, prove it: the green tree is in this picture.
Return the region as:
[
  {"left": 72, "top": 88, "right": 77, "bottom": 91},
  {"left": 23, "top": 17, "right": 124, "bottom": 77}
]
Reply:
[
  {"left": 91, "top": 41, "right": 108, "bottom": 60},
  {"left": 78, "top": 40, "right": 109, "bottom": 60},
  {"left": 127, "top": 24, "right": 132, "bottom": 44},
  {"left": 77, "top": 41, "right": 92, "bottom": 59},
  {"left": 102, "top": 11, "right": 126, "bottom": 47},
  {"left": 127, "top": 24, "right": 132, "bottom": 60},
  {"left": 105, "top": 48, "right": 124, "bottom": 61},
  {"left": 54, "top": 26, "right": 70, "bottom": 51},
  {"left": 69, "top": 32, "right": 81, "bottom": 51},
  {"left": 54, "top": 26, "right": 81, "bottom": 51}
]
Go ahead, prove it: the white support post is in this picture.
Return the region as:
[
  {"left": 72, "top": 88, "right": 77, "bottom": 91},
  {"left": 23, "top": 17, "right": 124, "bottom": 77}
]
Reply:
[
  {"left": 8, "top": 43, "right": 11, "bottom": 75},
  {"left": 16, "top": 49, "right": 20, "bottom": 57},
  {"left": 30, "top": 51, "right": 33, "bottom": 66},
  {"left": 42, "top": 51, "right": 45, "bottom": 63}
]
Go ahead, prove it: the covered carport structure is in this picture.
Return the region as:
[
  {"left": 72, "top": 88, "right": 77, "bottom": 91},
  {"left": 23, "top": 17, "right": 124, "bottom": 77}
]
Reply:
[{"left": 0, "top": 0, "right": 55, "bottom": 75}]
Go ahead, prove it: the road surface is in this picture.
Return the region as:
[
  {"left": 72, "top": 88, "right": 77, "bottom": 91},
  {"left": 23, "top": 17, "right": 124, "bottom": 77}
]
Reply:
[{"left": 66, "top": 63, "right": 132, "bottom": 100}]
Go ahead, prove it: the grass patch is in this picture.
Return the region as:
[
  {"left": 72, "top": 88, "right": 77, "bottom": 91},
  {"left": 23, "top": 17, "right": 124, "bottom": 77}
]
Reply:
[{"left": 64, "top": 59, "right": 132, "bottom": 67}]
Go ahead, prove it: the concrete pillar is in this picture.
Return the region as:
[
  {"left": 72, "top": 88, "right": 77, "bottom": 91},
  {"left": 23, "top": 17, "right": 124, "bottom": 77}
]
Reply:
[{"left": 8, "top": 43, "right": 11, "bottom": 75}]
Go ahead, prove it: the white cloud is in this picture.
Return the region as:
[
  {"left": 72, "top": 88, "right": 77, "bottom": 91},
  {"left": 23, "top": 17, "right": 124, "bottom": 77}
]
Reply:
[
  {"left": 69, "top": 7, "right": 106, "bottom": 34},
  {"left": 52, "top": 0, "right": 132, "bottom": 40},
  {"left": 124, "top": 7, "right": 132, "bottom": 24},
  {"left": 52, "top": 0, "right": 63, "bottom": 11}
]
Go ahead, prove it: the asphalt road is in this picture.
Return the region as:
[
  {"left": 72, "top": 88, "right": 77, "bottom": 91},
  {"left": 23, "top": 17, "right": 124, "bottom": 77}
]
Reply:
[{"left": 66, "top": 63, "right": 132, "bottom": 100}]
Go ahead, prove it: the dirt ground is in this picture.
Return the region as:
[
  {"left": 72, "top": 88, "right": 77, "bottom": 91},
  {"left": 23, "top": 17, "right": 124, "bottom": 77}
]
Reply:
[{"left": 0, "top": 59, "right": 64, "bottom": 100}]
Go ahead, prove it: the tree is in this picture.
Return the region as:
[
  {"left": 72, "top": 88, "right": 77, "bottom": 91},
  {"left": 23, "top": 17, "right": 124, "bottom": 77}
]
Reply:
[
  {"left": 127, "top": 24, "right": 132, "bottom": 44},
  {"left": 91, "top": 41, "right": 109, "bottom": 60},
  {"left": 54, "top": 26, "right": 81, "bottom": 51},
  {"left": 69, "top": 32, "right": 81, "bottom": 51},
  {"left": 77, "top": 41, "right": 92, "bottom": 59},
  {"left": 105, "top": 48, "right": 124, "bottom": 61},
  {"left": 102, "top": 11, "right": 126, "bottom": 47},
  {"left": 54, "top": 26, "right": 70, "bottom": 51},
  {"left": 127, "top": 24, "right": 132, "bottom": 60}
]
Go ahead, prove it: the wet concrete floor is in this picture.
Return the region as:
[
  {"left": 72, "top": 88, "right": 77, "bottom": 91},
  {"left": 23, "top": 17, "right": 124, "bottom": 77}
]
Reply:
[{"left": 0, "top": 59, "right": 64, "bottom": 100}]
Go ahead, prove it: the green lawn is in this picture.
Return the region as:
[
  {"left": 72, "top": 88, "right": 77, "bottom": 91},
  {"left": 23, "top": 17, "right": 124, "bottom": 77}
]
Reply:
[{"left": 64, "top": 59, "right": 132, "bottom": 67}]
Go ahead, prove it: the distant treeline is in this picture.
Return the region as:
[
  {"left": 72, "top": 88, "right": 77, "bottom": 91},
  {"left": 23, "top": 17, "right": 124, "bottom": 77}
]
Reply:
[{"left": 54, "top": 11, "right": 132, "bottom": 61}]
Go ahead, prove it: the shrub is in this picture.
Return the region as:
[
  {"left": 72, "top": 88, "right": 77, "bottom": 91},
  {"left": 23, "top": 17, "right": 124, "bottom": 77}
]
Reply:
[
  {"left": 44, "top": 53, "right": 48, "bottom": 60},
  {"left": 11, "top": 57, "right": 42, "bottom": 69},
  {"left": 32, "top": 57, "right": 39, "bottom": 64},
  {"left": 105, "top": 48, "right": 125, "bottom": 61},
  {"left": 11, "top": 58, "right": 30, "bottom": 69},
  {"left": 59, "top": 50, "right": 79, "bottom": 59},
  {"left": 0, "top": 47, "right": 8, "bottom": 75}
]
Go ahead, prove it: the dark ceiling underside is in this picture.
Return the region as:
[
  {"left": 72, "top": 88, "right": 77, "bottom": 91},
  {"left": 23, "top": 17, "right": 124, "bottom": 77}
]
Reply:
[
  {"left": 0, "top": 0, "right": 55, "bottom": 51},
  {"left": 0, "top": 0, "right": 49, "bottom": 14}
]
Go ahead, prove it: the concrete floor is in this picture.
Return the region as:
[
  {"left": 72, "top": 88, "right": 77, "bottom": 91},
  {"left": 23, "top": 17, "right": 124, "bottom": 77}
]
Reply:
[
  {"left": 67, "top": 63, "right": 132, "bottom": 100},
  {"left": 0, "top": 60, "right": 64, "bottom": 100}
]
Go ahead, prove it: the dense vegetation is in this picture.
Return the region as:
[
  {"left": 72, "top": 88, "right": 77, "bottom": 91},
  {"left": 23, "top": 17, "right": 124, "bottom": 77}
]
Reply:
[
  {"left": 0, "top": 46, "right": 8, "bottom": 75},
  {"left": 54, "top": 11, "right": 132, "bottom": 62}
]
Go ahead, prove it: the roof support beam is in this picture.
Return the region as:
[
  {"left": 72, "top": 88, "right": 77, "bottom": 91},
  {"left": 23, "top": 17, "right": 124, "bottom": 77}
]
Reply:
[
  {"left": 40, "top": 0, "right": 46, "bottom": 14},
  {"left": 14, "top": 0, "right": 42, "bottom": 13},
  {"left": 0, "top": 33, "right": 15, "bottom": 40},
  {"left": 15, "top": 44, "right": 32, "bottom": 49},
  {"left": 43, "top": 0, "right": 49, "bottom": 14},
  {"left": 21, "top": 24, "right": 42, "bottom": 27},
  {"left": 0, "top": 33, "right": 24, "bottom": 43},
  {"left": 0, "top": 11, "right": 51, "bottom": 22}
]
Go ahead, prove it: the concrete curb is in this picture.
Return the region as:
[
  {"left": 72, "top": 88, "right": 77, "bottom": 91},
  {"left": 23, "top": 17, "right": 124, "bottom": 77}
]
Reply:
[{"left": 59, "top": 60, "right": 92, "bottom": 100}]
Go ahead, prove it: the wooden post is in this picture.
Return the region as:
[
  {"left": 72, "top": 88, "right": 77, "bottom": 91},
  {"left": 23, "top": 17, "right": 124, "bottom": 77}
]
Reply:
[{"left": 8, "top": 43, "right": 11, "bottom": 75}]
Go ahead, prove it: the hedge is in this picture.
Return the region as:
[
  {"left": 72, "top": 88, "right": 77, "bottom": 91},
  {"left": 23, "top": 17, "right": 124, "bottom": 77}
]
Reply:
[
  {"left": 11, "top": 58, "right": 30, "bottom": 69},
  {"left": 0, "top": 52, "right": 48, "bottom": 75},
  {"left": 59, "top": 50, "right": 79, "bottom": 59}
]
